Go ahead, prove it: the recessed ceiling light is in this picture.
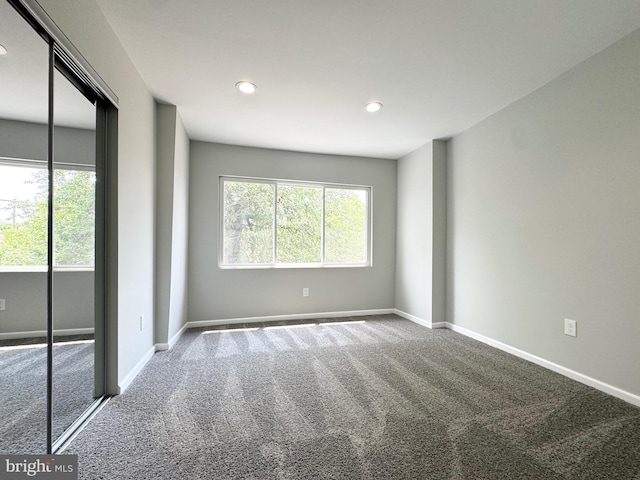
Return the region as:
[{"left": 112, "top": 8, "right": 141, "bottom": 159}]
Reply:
[
  {"left": 0, "top": 44, "right": 7, "bottom": 55},
  {"left": 365, "top": 101, "right": 383, "bottom": 113},
  {"left": 235, "top": 81, "right": 257, "bottom": 94}
]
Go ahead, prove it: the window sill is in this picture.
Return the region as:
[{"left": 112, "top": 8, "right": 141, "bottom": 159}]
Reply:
[
  {"left": 0, "top": 266, "right": 95, "bottom": 273},
  {"left": 219, "top": 263, "right": 371, "bottom": 270}
]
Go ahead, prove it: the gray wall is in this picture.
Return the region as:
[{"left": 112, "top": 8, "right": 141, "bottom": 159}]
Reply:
[
  {"left": 0, "top": 119, "right": 46, "bottom": 161},
  {"left": 39, "top": 0, "right": 157, "bottom": 391},
  {"left": 395, "top": 140, "right": 446, "bottom": 325},
  {"left": 0, "top": 271, "right": 93, "bottom": 336},
  {"left": 188, "top": 142, "right": 396, "bottom": 321},
  {"left": 447, "top": 28, "right": 640, "bottom": 397},
  {"left": 395, "top": 143, "right": 432, "bottom": 320},
  {"left": 155, "top": 103, "right": 189, "bottom": 346},
  {"left": 168, "top": 109, "right": 190, "bottom": 341},
  {"left": 155, "top": 104, "right": 173, "bottom": 345},
  {"left": 0, "top": 118, "right": 94, "bottom": 166}
]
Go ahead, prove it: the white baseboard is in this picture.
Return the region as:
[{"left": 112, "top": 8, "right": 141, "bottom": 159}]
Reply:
[
  {"left": 123, "top": 311, "right": 393, "bottom": 393},
  {"left": 118, "top": 345, "right": 155, "bottom": 394},
  {"left": 115, "top": 309, "right": 640, "bottom": 408},
  {"left": 169, "top": 323, "right": 188, "bottom": 348},
  {"left": 394, "top": 309, "right": 447, "bottom": 329},
  {"left": 186, "top": 309, "right": 395, "bottom": 329},
  {"left": 154, "top": 323, "right": 188, "bottom": 352},
  {"left": 445, "top": 322, "right": 640, "bottom": 408},
  {"left": 0, "top": 327, "right": 94, "bottom": 341}
]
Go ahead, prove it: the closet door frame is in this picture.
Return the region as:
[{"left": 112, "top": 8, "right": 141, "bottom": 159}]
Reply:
[{"left": 7, "top": 0, "right": 119, "bottom": 454}]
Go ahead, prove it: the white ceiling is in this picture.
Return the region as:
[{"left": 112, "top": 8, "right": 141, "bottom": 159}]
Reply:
[{"left": 91, "top": 0, "right": 640, "bottom": 159}]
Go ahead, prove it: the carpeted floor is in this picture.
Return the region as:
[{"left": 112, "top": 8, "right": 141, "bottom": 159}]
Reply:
[
  {"left": 67, "top": 315, "right": 640, "bottom": 479},
  {"left": 0, "top": 337, "right": 95, "bottom": 454}
]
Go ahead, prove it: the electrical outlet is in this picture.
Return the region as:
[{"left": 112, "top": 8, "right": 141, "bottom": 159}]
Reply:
[
  {"left": 303, "top": 288, "right": 309, "bottom": 297},
  {"left": 139, "top": 314, "right": 144, "bottom": 332},
  {"left": 564, "top": 318, "right": 577, "bottom": 337},
  {"left": 0, "top": 299, "right": 5, "bottom": 311}
]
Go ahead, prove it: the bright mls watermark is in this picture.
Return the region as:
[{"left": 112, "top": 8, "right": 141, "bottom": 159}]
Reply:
[{"left": 0, "top": 455, "right": 77, "bottom": 479}]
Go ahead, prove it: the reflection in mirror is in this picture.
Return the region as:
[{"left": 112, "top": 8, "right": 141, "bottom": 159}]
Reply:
[
  {"left": 52, "top": 68, "right": 97, "bottom": 444},
  {"left": 0, "top": 0, "right": 50, "bottom": 454}
]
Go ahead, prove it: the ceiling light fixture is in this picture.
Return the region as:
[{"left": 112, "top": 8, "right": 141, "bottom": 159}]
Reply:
[
  {"left": 0, "top": 44, "right": 7, "bottom": 55},
  {"left": 235, "top": 81, "right": 257, "bottom": 94},
  {"left": 365, "top": 101, "right": 383, "bottom": 113}
]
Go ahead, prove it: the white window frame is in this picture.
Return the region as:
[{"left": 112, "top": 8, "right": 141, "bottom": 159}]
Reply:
[{"left": 219, "top": 175, "right": 373, "bottom": 269}]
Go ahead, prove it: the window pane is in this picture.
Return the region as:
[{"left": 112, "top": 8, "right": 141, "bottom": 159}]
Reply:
[
  {"left": 0, "top": 165, "right": 96, "bottom": 267},
  {"left": 53, "top": 169, "right": 96, "bottom": 266},
  {"left": 0, "top": 165, "right": 47, "bottom": 266},
  {"left": 223, "top": 181, "right": 274, "bottom": 264},
  {"left": 325, "top": 188, "right": 368, "bottom": 264},
  {"left": 220, "top": 177, "right": 371, "bottom": 268},
  {"left": 276, "top": 185, "right": 322, "bottom": 264}
]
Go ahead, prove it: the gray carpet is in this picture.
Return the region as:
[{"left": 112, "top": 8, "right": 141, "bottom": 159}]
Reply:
[
  {"left": 68, "top": 315, "right": 640, "bottom": 479},
  {"left": 0, "top": 337, "right": 95, "bottom": 453}
]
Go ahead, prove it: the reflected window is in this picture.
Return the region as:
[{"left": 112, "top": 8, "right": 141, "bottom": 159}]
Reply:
[{"left": 0, "top": 162, "right": 95, "bottom": 268}]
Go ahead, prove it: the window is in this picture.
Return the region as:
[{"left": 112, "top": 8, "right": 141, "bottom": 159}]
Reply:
[
  {"left": 221, "top": 177, "right": 371, "bottom": 267},
  {"left": 0, "top": 161, "right": 96, "bottom": 269}
]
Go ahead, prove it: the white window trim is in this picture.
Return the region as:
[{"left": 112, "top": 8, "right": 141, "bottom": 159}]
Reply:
[
  {"left": 0, "top": 266, "right": 95, "bottom": 273},
  {"left": 219, "top": 175, "right": 373, "bottom": 269},
  {"left": 0, "top": 156, "right": 95, "bottom": 171}
]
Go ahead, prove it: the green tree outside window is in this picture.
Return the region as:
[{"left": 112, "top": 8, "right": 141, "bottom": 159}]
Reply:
[{"left": 0, "top": 166, "right": 96, "bottom": 267}]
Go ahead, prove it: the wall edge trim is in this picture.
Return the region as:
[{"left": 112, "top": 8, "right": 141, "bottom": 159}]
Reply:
[
  {"left": 185, "top": 309, "right": 395, "bottom": 329},
  {"left": 445, "top": 322, "right": 640, "bottom": 408},
  {"left": 0, "top": 327, "right": 94, "bottom": 340},
  {"left": 169, "top": 323, "right": 188, "bottom": 348},
  {"left": 107, "top": 310, "right": 640, "bottom": 408},
  {"left": 154, "top": 323, "right": 189, "bottom": 353},
  {"left": 394, "top": 309, "right": 448, "bottom": 329},
  {"left": 118, "top": 345, "right": 155, "bottom": 394},
  {"left": 185, "top": 308, "right": 395, "bottom": 328}
]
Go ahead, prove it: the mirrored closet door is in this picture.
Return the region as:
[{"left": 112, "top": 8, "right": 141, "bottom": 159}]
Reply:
[
  {"left": 0, "top": 0, "right": 116, "bottom": 454},
  {"left": 0, "top": 0, "right": 50, "bottom": 453},
  {"left": 51, "top": 67, "right": 99, "bottom": 447}
]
